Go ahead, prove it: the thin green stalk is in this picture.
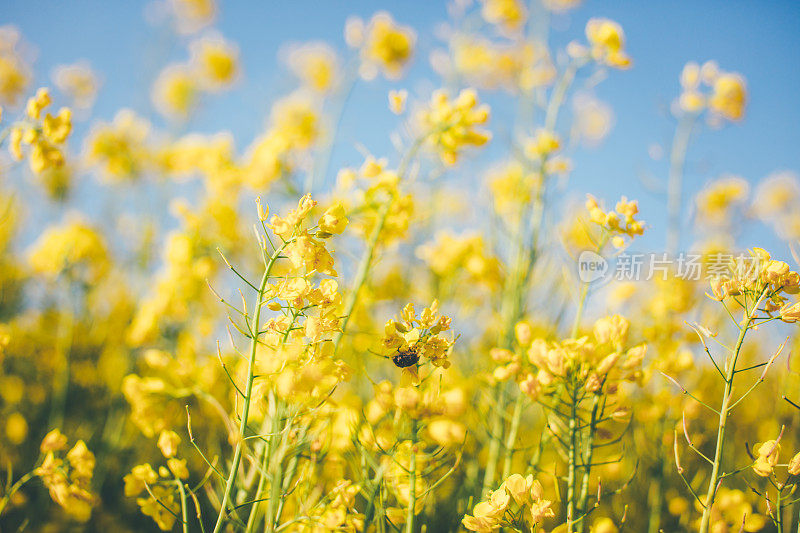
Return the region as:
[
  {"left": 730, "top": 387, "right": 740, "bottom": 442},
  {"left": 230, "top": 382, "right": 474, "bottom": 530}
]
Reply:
[
  {"left": 212, "top": 240, "right": 290, "bottom": 533},
  {"left": 246, "top": 311, "right": 299, "bottom": 532},
  {"left": 571, "top": 282, "right": 589, "bottom": 338},
  {"left": 244, "top": 442, "right": 270, "bottom": 532},
  {"left": 482, "top": 385, "right": 507, "bottom": 496},
  {"left": 406, "top": 417, "right": 418, "bottom": 533},
  {"left": 177, "top": 479, "right": 189, "bottom": 533},
  {"left": 796, "top": 497, "right": 800, "bottom": 533},
  {"left": 647, "top": 465, "right": 664, "bottom": 533},
  {"left": 331, "top": 198, "right": 392, "bottom": 355},
  {"left": 362, "top": 468, "right": 386, "bottom": 529},
  {"left": 0, "top": 470, "right": 36, "bottom": 517},
  {"left": 576, "top": 396, "right": 601, "bottom": 533},
  {"left": 482, "top": 56, "right": 572, "bottom": 497},
  {"left": 274, "top": 425, "right": 307, "bottom": 525},
  {"left": 501, "top": 393, "right": 525, "bottom": 480},
  {"left": 666, "top": 114, "right": 697, "bottom": 254},
  {"left": 697, "top": 293, "right": 764, "bottom": 533},
  {"left": 526, "top": 432, "right": 549, "bottom": 476},
  {"left": 331, "top": 137, "right": 423, "bottom": 355},
  {"left": 49, "top": 299, "right": 75, "bottom": 431},
  {"left": 263, "top": 418, "right": 286, "bottom": 533},
  {"left": 570, "top": 234, "right": 606, "bottom": 339},
  {"left": 492, "top": 184, "right": 548, "bottom": 489},
  {"left": 245, "top": 395, "right": 278, "bottom": 532},
  {"left": 482, "top": 206, "right": 529, "bottom": 495},
  {"left": 647, "top": 419, "right": 668, "bottom": 533},
  {"left": 567, "top": 387, "right": 578, "bottom": 533},
  {"left": 306, "top": 66, "right": 358, "bottom": 193},
  {"left": 545, "top": 61, "right": 579, "bottom": 132}
]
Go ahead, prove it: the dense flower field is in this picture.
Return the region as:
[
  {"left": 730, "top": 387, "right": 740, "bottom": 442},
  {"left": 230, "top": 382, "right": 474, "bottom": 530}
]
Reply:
[{"left": 1, "top": 0, "right": 799, "bottom": 531}]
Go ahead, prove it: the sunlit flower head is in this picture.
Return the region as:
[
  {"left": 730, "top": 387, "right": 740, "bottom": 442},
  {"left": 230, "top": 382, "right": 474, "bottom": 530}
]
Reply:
[
  {"left": 190, "top": 34, "right": 240, "bottom": 90},
  {"left": 0, "top": 26, "right": 32, "bottom": 105},
  {"left": 28, "top": 218, "right": 109, "bottom": 282},
  {"left": 388, "top": 89, "right": 407, "bottom": 114},
  {"left": 417, "top": 88, "right": 491, "bottom": 165},
  {"left": 357, "top": 12, "right": 415, "bottom": 80},
  {"left": 752, "top": 171, "right": 800, "bottom": 219},
  {"left": 709, "top": 72, "right": 746, "bottom": 122},
  {"left": 8, "top": 87, "right": 73, "bottom": 174},
  {"left": 285, "top": 42, "right": 339, "bottom": 93},
  {"left": 585, "top": 18, "right": 632, "bottom": 69},
  {"left": 695, "top": 175, "right": 749, "bottom": 226},
  {"left": 269, "top": 91, "right": 320, "bottom": 149},
  {"left": 443, "top": 37, "right": 555, "bottom": 93},
  {"left": 152, "top": 63, "right": 199, "bottom": 119},
  {"left": 85, "top": 109, "right": 151, "bottom": 180},
  {"left": 168, "top": 0, "right": 216, "bottom": 34},
  {"left": 479, "top": 0, "right": 527, "bottom": 33},
  {"left": 573, "top": 93, "right": 614, "bottom": 145},
  {"left": 52, "top": 61, "right": 100, "bottom": 108}
]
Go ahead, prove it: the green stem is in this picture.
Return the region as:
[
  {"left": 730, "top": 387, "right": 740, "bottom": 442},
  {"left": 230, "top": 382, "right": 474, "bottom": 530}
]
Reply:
[
  {"left": 406, "top": 417, "right": 418, "bottom": 533},
  {"left": 0, "top": 470, "right": 36, "bottom": 517},
  {"left": 245, "top": 395, "right": 277, "bottom": 533},
  {"left": 331, "top": 138, "right": 424, "bottom": 355},
  {"left": 482, "top": 385, "right": 507, "bottom": 496},
  {"left": 481, "top": 57, "right": 569, "bottom": 497},
  {"left": 697, "top": 293, "right": 763, "bottom": 533},
  {"left": 212, "top": 240, "right": 290, "bottom": 533},
  {"left": 647, "top": 420, "right": 668, "bottom": 533},
  {"left": 177, "top": 479, "right": 189, "bottom": 533},
  {"left": 666, "top": 114, "right": 696, "bottom": 254},
  {"left": 482, "top": 202, "right": 530, "bottom": 495},
  {"left": 501, "top": 393, "right": 525, "bottom": 480},
  {"left": 795, "top": 494, "right": 800, "bottom": 533},
  {"left": 545, "top": 61, "right": 579, "bottom": 132},
  {"left": 331, "top": 198, "right": 392, "bottom": 355},
  {"left": 248, "top": 310, "right": 300, "bottom": 532},
  {"left": 273, "top": 425, "right": 306, "bottom": 526},
  {"left": 567, "top": 388, "right": 578, "bottom": 533},
  {"left": 244, "top": 443, "right": 270, "bottom": 532},
  {"left": 306, "top": 67, "right": 358, "bottom": 193},
  {"left": 263, "top": 417, "right": 286, "bottom": 533},
  {"left": 647, "top": 467, "right": 664, "bottom": 533},
  {"left": 569, "top": 233, "right": 608, "bottom": 339},
  {"left": 491, "top": 180, "right": 549, "bottom": 490},
  {"left": 362, "top": 468, "right": 386, "bottom": 529},
  {"left": 571, "top": 282, "right": 590, "bottom": 338},
  {"left": 49, "top": 300, "right": 75, "bottom": 431},
  {"left": 576, "top": 395, "right": 601, "bottom": 533}
]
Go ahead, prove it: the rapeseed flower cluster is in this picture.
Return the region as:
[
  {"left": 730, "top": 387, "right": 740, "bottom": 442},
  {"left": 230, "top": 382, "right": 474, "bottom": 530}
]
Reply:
[
  {"left": 34, "top": 430, "right": 97, "bottom": 522},
  {"left": 7, "top": 88, "right": 72, "bottom": 173},
  {"left": 418, "top": 88, "right": 491, "bottom": 166},
  {"left": 463, "top": 474, "right": 554, "bottom": 532},
  {"left": 677, "top": 60, "right": 747, "bottom": 121},
  {"left": 0, "top": 27, "right": 31, "bottom": 105},
  {"left": 347, "top": 12, "right": 415, "bottom": 80}
]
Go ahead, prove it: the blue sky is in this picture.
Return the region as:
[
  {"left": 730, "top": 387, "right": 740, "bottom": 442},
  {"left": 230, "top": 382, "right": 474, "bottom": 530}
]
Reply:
[{"left": 4, "top": 0, "right": 800, "bottom": 255}]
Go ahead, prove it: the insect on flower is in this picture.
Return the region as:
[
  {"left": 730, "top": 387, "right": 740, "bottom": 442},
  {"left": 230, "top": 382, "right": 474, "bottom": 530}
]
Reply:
[{"left": 392, "top": 345, "right": 420, "bottom": 368}]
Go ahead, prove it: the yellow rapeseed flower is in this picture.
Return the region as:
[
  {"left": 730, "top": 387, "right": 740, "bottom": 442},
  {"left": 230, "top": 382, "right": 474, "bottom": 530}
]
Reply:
[
  {"left": 359, "top": 12, "right": 415, "bottom": 80},
  {"left": 418, "top": 88, "right": 491, "bottom": 166},
  {"left": 585, "top": 18, "right": 632, "bottom": 69},
  {"left": 286, "top": 42, "right": 339, "bottom": 93},
  {"left": 152, "top": 64, "right": 199, "bottom": 119},
  {"left": 190, "top": 35, "right": 240, "bottom": 90}
]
